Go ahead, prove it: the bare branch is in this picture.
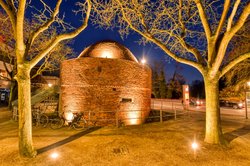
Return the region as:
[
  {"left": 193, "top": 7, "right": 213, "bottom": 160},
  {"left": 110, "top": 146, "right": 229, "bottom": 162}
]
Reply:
[
  {"left": 27, "top": 0, "right": 62, "bottom": 48},
  {"left": 149, "top": 36, "right": 204, "bottom": 73},
  {"left": 154, "top": 29, "right": 204, "bottom": 63},
  {"left": 31, "top": 57, "right": 48, "bottom": 79},
  {"left": 211, "top": 2, "right": 250, "bottom": 76},
  {"left": 227, "top": 0, "right": 241, "bottom": 31},
  {"left": 29, "top": 0, "right": 92, "bottom": 68},
  {"left": 114, "top": 0, "right": 204, "bottom": 73},
  {"left": 215, "top": 0, "right": 230, "bottom": 38},
  {"left": 178, "top": 0, "right": 185, "bottom": 37},
  {"left": 0, "top": 0, "right": 16, "bottom": 36},
  {"left": 220, "top": 52, "right": 250, "bottom": 77},
  {"left": 194, "top": 0, "right": 211, "bottom": 38},
  {"left": 228, "top": 2, "right": 250, "bottom": 38},
  {"left": 3, "top": 61, "right": 11, "bottom": 74},
  {"left": 6, "top": 0, "right": 17, "bottom": 13}
]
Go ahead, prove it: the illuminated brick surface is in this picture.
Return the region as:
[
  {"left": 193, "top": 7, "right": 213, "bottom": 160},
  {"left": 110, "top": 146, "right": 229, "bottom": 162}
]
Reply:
[{"left": 60, "top": 42, "right": 151, "bottom": 125}]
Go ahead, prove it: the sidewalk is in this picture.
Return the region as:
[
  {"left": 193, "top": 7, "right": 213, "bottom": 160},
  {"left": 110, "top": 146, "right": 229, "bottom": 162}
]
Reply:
[{"left": 0, "top": 107, "right": 12, "bottom": 123}]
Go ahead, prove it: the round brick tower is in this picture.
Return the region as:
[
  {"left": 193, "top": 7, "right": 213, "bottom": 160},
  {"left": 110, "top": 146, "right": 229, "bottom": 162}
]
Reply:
[{"left": 60, "top": 41, "right": 151, "bottom": 126}]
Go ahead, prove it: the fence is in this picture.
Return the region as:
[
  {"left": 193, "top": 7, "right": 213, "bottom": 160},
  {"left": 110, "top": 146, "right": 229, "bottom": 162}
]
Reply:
[
  {"left": 151, "top": 99, "right": 188, "bottom": 122},
  {"left": 73, "top": 103, "right": 188, "bottom": 127},
  {"left": 78, "top": 110, "right": 148, "bottom": 127},
  {"left": 12, "top": 99, "right": 189, "bottom": 127}
]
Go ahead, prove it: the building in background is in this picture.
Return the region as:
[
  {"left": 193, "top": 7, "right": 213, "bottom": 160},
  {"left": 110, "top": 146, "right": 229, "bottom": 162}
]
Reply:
[{"left": 0, "top": 39, "right": 13, "bottom": 104}]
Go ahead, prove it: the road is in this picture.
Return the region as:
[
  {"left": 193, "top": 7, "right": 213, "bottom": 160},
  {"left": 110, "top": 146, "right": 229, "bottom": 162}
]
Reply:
[
  {"left": 151, "top": 99, "right": 249, "bottom": 117},
  {"left": 189, "top": 105, "right": 247, "bottom": 117}
]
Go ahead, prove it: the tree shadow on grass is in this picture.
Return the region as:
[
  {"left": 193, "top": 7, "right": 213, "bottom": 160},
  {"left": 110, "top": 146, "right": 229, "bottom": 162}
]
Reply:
[
  {"left": 37, "top": 127, "right": 101, "bottom": 155},
  {"left": 224, "top": 125, "right": 250, "bottom": 143}
]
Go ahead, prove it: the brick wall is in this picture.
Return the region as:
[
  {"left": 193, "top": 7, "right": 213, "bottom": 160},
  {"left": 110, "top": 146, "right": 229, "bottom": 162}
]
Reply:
[{"left": 60, "top": 57, "right": 151, "bottom": 126}]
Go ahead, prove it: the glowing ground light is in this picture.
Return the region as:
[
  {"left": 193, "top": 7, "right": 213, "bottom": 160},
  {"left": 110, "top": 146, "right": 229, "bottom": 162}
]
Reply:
[
  {"left": 191, "top": 141, "right": 199, "bottom": 159},
  {"left": 48, "top": 83, "right": 52, "bottom": 87},
  {"left": 127, "top": 111, "right": 141, "bottom": 125},
  {"left": 64, "top": 111, "right": 74, "bottom": 122},
  {"left": 191, "top": 142, "right": 198, "bottom": 150},
  {"left": 50, "top": 152, "right": 59, "bottom": 159}
]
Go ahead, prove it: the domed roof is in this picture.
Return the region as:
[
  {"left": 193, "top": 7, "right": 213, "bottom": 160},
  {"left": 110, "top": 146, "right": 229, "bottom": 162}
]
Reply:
[{"left": 78, "top": 41, "right": 138, "bottom": 62}]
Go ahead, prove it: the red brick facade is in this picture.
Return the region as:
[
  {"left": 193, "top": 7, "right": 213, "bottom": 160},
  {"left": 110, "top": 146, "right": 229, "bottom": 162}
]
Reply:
[{"left": 60, "top": 42, "right": 151, "bottom": 126}]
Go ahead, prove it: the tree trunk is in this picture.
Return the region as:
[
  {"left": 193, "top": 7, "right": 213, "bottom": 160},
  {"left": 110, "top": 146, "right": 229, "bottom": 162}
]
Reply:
[
  {"left": 17, "top": 65, "right": 36, "bottom": 157},
  {"left": 8, "top": 79, "right": 17, "bottom": 109},
  {"left": 204, "top": 77, "right": 226, "bottom": 145}
]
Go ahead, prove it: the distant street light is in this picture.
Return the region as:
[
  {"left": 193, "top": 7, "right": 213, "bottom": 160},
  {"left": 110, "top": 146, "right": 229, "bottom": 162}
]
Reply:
[
  {"left": 48, "top": 83, "right": 52, "bottom": 87},
  {"left": 141, "top": 58, "right": 146, "bottom": 64},
  {"left": 247, "top": 81, "right": 250, "bottom": 87}
]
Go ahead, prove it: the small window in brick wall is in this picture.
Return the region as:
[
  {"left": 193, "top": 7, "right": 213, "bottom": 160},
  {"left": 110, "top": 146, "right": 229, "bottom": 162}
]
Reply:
[{"left": 121, "top": 98, "right": 133, "bottom": 103}]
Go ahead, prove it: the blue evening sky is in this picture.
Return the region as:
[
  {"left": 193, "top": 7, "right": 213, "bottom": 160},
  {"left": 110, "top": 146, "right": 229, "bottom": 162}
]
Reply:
[
  {"left": 31, "top": 0, "right": 203, "bottom": 84},
  {"left": 73, "top": 25, "right": 203, "bottom": 83}
]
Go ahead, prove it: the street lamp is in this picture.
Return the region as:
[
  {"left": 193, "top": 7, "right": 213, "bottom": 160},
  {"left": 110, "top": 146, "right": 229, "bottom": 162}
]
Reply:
[
  {"left": 101, "top": 50, "right": 113, "bottom": 58},
  {"left": 247, "top": 81, "right": 250, "bottom": 87},
  {"left": 245, "top": 81, "right": 250, "bottom": 119},
  {"left": 141, "top": 58, "right": 146, "bottom": 64}
]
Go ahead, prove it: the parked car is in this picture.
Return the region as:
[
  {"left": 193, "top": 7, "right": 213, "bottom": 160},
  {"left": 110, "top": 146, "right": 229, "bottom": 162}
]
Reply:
[
  {"left": 190, "top": 98, "right": 205, "bottom": 106},
  {"left": 219, "top": 100, "right": 244, "bottom": 109}
]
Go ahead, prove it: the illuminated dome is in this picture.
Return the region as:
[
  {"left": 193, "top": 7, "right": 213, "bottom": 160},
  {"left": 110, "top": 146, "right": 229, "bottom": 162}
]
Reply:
[{"left": 78, "top": 41, "right": 138, "bottom": 62}]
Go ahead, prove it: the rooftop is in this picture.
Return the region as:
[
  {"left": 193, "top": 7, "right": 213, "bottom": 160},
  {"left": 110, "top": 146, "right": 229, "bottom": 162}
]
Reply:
[{"left": 78, "top": 41, "right": 138, "bottom": 63}]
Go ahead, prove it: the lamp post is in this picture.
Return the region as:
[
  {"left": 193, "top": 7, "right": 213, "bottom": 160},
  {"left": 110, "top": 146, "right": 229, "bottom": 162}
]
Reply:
[
  {"left": 182, "top": 85, "right": 190, "bottom": 110},
  {"left": 245, "top": 81, "right": 250, "bottom": 119},
  {"left": 141, "top": 58, "right": 146, "bottom": 64}
]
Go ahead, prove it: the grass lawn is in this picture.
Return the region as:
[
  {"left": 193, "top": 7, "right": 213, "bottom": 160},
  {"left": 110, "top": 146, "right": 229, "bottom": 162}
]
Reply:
[{"left": 0, "top": 107, "right": 250, "bottom": 166}]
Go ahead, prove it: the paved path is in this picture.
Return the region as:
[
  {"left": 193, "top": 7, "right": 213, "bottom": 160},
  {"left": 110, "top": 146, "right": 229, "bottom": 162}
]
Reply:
[{"left": 0, "top": 107, "right": 11, "bottom": 123}]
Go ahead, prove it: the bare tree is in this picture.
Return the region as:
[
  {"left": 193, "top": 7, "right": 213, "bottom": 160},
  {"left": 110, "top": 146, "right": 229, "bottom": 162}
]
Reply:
[
  {"left": 220, "top": 21, "right": 250, "bottom": 101},
  {"left": 92, "top": 0, "right": 250, "bottom": 144},
  {"left": 0, "top": 0, "right": 91, "bottom": 157},
  {"left": 0, "top": 11, "right": 75, "bottom": 107},
  {"left": 224, "top": 21, "right": 250, "bottom": 89}
]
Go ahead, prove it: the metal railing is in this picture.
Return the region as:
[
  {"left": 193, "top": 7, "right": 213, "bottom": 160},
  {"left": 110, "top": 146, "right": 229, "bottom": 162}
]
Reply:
[
  {"left": 151, "top": 99, "right": 188, "bottom": 121},
  {"left": 12, "top": 99, "right": 188, "bottom": 127}
]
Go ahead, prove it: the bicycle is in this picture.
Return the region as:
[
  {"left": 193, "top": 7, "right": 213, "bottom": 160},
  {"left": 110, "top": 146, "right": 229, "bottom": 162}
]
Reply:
[
  {"left": 50, "top": 112, "right": 87, "bottom": 130},
  {"left": 32, "top": 108, "right": 49, "bottom": 127}
]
